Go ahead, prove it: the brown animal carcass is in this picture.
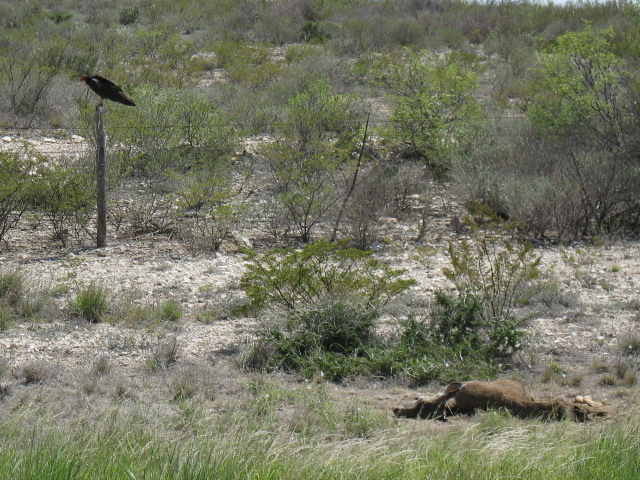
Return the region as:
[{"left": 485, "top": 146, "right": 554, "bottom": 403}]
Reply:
[{"left": 393, "top": 380, "right": 608, "bottom": 422}]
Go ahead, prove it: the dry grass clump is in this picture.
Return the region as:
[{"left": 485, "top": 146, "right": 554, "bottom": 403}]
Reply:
[
  {"left": 591, "top": 359, "right": 610, "bottom": 374},
  {"left": 15, "top": 361, "right": 55, "bottom": 385},
  {"left": 168, "top": 365, "right": 201, "bottom": 401},
  {"left": 539, "top": 362, "right": 583, "bottom": 387},
  {"left": 520, "top": 277, "right": 579, "bottom": 309},
  {"left": 0, "top": 357, "right": 8, "bottom": 378},
  {"left": 540, "top": 362, "right": 567, "bottom": 384},
  {"left": 0, "top": 383, "right": 10, "bottom": 399},
  {"left": 0, "top": 269, "right": 56, "bottom": 325},
  {"left": 113, "top": 302, "right": 156, "bottom": 326},
  {"left": 79, "top": 374, "right": 99, "bottom": 395},
  {"left": 598, "top": 361, "right": 637, "bottom": 388},
  {"left": 563, "top": 373, "right": 584, "bottom": 387},
  {"left": 107, "top": 297, "right": 185, "bottom": 326},
  {"left": 599, "top": 373, "right": 619, "bottom": 387},
  {"left": 113, "top": 380, "right": 137, "bottom": 401},
  {"left": 618, "top": 329, "right": 640, "bottom": 355},
  {"left": 92, "top": 354, "right": 112, "bottom": 376},
  {"left": 146, "top": 335, "right": 180, "bottom": 373}
]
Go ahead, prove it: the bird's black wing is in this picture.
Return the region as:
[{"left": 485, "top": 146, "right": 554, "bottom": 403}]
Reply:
[{"left": 91, "top": 75, "right": 136, "bottom": 106}]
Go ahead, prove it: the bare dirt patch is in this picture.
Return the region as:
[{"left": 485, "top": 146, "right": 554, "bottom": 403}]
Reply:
[{"left": 0, "top": 134, "right": 638, "bottom": 422}]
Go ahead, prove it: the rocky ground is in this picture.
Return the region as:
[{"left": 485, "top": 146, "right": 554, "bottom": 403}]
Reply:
[{"left": 1, "top": 133, "right": 638, "bottom": 423}]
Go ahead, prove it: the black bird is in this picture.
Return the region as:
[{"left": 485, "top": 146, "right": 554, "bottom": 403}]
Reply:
[{"left": 80, "top": 75, "right": 136, "bottom": 107}]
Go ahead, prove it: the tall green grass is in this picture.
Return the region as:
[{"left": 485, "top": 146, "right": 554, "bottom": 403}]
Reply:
[{"left": 0, "top": 404, "right": 637, "bottom": 480}]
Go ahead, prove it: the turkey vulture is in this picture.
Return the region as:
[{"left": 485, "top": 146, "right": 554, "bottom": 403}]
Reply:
[{"left": 80, "top": 75, "right": 136, "bottom": 107}]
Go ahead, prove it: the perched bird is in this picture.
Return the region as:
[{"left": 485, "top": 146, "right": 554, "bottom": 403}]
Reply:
[{"left": 80, "top": 75, "right": 136, "bottom": 107}]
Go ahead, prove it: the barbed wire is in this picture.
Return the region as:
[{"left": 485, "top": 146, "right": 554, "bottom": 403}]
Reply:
[
  {"left": 4, "top": 114, "right": 528, "bottom": 133},
  {"left": 0, "top": 114, "right": 535, "bottom": 156},
  {"left": 2, "top": 132, "right": 533, "bottom": 156}
]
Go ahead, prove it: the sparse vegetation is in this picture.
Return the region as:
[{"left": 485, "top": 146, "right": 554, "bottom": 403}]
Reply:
[
  {"left": 541, "top": 362, "right": 567, "bottom": 384},
  {"left": 168, "top": 365, "right": 200, "bottom": 401},
  {"left": 0, "top": 269, "right": 24, "bottom": 313},
  {"left": 1, "top": 0, "right": 640, "bottom": 477}
]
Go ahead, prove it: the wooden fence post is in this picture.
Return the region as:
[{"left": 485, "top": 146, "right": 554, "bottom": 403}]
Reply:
[{"left": 96, "top": 104, "right": 107, "bottom": 247}]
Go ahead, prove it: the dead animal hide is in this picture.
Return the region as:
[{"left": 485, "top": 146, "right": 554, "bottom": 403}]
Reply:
[{"left": 393, "top": 380, "right": 608, "bottom": 422}]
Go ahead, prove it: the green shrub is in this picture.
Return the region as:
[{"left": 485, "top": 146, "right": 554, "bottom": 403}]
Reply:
[
  {"left": 125, "top": 30, "right": 200, "bottom": 87},
  {"left": 158, "top": 300, "right": 183, "bottom": 322},
  {"left": 32, "top": 163, "right": 93, "bottom": 246},
  {"left": 245, "top": 293, "right": 506, "bottom": 383},
  {"left": 373, "top": 50, "right": 484, "bottom": 177},
  {"left": 432, "top": 27, "right": 467, "bottom": 49},
  {"left": 452, "top": 111, "right": 640, "bottom": 240},
  {"left": 262, "top": 79, "right": 363, "bottom": 242},
  {"left": 241, "top": 237, "right": 526, "bottom": 382},
  {"left": 0, "top": 269, "right": 24, "bottom": 309},
  {"left": 0, "top": 152, "right": 45, "bottom": 242},
  {"left": 118, "top": 6, "right": 139, "bottom": 25},
  {"left": 301, "top": 21, "right": 330, "bottom": 44},
  {"left": 48, "top": 12, "right": 72, "bottom": 24},
  {"left": 240, "top": 239, "right": 416, "bottom": 314},
  {"left": 380, "top": 297, "right": 508, "bottom": 384},
  {"left": 388, "top": 19, "right": 425, "bottom": 47},
  {"left": 79, "top": 86, "right": 237, "bottom": 179},
  {"left": 0, "top": 33, "right": 87, "bottom": 119},
  {"left": 253, "top": 302, "right": 379, "bottom": 374},
  {"left": 443, "top": 220, "right": 541, "bottom": 322},
  {"left": 295, "top": 303, "right": 377, "bottom": 355},
  {"left": 528, "top": 26, "right": 626, "bottom": 149},
  {"left": 430, "top": 290, "right": 486, "bottom": 348},
  {"left": 70, "top": 283, "right": 109, "bottom": 323},
  {"left": 113, "top": 176, "right": 179, "bottom": 236},
  {"left": 174, "top": 170, "right": 248, "bottom": 251},
  {"left": 439, "top": 223, "right": 536, "bottom": 358},
  {"left": 431, "top": 291, "right": 526, "bottom": 359}
]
